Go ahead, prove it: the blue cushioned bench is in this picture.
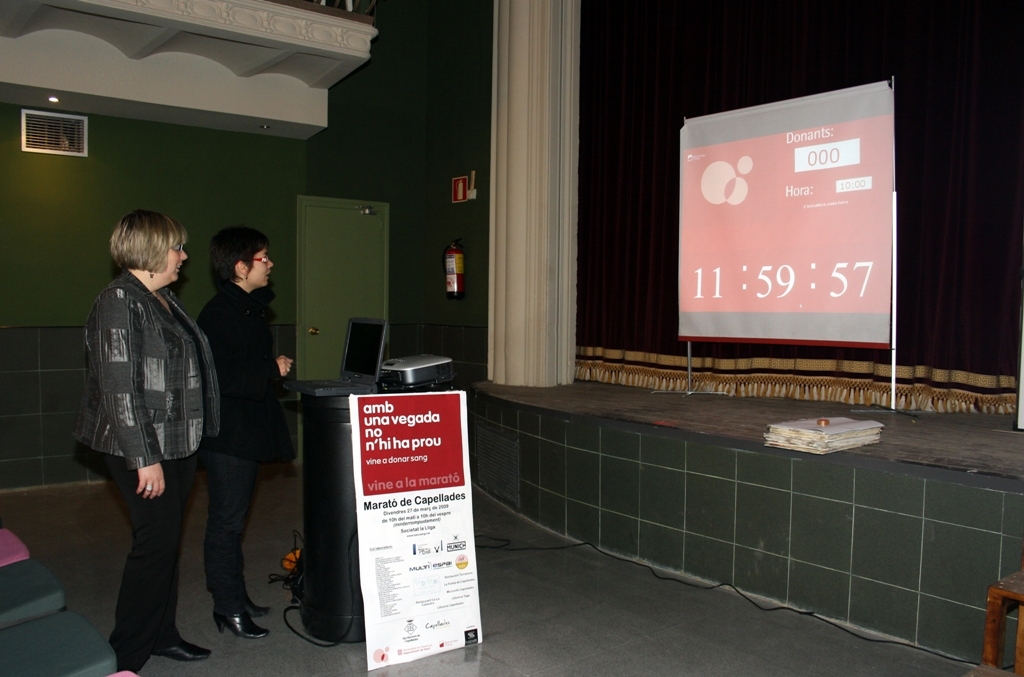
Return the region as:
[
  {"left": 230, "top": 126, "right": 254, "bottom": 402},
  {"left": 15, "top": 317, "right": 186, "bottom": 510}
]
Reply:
[
  {"left": 0, "top": 558, "right": 65, "bottom": 627},
  {"left": 0, "top": 611, "right": 116, "bottom": 677}
]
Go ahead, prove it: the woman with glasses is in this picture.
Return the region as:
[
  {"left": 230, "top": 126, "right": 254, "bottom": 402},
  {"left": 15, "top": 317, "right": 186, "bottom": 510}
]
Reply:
[
  {"left": 196, "top": 226, "right": 295, "bottom": 640},
  {"left": 74, "top": 209, "right": 220, "bottom": 672}
]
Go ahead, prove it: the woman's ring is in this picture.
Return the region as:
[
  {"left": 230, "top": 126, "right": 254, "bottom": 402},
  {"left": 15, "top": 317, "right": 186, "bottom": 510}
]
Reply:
[{"left": 146, "top": 484, "right": 153, "bottom": 491}]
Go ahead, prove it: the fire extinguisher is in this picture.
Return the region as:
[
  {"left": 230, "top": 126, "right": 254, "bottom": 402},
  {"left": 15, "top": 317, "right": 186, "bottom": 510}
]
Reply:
[{"left": 443, "top": 239, "right": 465, "bottom": 300}]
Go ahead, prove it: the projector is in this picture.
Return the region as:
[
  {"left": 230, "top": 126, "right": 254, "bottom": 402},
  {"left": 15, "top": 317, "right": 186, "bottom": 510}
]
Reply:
[{"left": 378, "top": 355, "right": 454, "bottom": 390}]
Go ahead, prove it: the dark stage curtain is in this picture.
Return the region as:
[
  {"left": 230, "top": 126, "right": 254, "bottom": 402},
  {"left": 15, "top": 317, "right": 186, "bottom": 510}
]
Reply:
[{"left": 576, "top": 0, "right": 1024, "bottom": 412}]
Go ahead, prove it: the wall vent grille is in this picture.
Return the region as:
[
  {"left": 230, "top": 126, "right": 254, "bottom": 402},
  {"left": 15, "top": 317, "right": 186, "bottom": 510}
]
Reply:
[
  {"left": 22, "top": 110, "right": 88, "bottom": 157},
  {"left": 475, "top": 421, "right": 520, "bottom": 509}
]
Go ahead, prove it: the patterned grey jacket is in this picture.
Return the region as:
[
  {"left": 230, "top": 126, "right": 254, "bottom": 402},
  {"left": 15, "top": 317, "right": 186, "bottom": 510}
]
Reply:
[{"left": 74, "top": 270, "right": 220, "bottom": 469}]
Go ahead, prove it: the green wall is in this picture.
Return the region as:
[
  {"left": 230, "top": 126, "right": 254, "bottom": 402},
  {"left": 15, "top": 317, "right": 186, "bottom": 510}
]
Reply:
[
  {"left": 0, "top": 103, "right": 306, "bottom": 325},
  {"left": 307, "top": 0, "right": 493, "bottom": 327},
  {"left": 0, "top": 0, "right": 492, "bottom": 330}
]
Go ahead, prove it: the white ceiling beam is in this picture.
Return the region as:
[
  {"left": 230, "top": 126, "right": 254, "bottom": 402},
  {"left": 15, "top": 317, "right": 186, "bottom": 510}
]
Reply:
[{"left": 0, "top": 0, "right": 378, "bottom": 138}]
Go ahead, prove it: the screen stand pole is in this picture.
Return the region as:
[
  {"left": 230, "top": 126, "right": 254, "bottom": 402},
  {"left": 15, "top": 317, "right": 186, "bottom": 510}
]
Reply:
[
  {"left": 890, "top": 188, "right": 898, "bottom": 411},
  {"left": 687, "top": 341, "right": 692, "bottom": 392},
  {"left": 890, "top": 349, "right": 896, "bottom": 411},
  {"left": 652, "top": 341, "right": 726, "bottom": 396}
]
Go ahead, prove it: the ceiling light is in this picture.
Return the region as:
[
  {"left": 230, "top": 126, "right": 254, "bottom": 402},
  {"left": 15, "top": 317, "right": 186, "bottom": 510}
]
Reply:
[{"left": 48, "top": 96, "right": 59, "bottom": 103}]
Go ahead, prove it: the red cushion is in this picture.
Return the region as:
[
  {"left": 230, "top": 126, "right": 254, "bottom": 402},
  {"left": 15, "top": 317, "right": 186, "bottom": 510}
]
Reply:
[{"left": 0, "top": 528, "right": 30, "bottom": 567}]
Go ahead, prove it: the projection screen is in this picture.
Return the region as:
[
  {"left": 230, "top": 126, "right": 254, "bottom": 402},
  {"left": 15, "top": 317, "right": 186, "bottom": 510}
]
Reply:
[{"left": 679, "top": 81, "right": 894, "bottom": 347}]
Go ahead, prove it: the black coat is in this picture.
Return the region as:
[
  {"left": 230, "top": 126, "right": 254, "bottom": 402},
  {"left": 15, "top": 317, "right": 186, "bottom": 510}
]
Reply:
[{"left": 197, "top": 282, "right": 294, "bottom": 462}]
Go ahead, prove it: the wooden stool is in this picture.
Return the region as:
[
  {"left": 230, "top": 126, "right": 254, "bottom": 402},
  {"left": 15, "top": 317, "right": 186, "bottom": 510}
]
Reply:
[
  {"left": 965, "top": 665, "right": 1011, "bottom": 676},
  {"left": 983, "top": 569, "right": 1024, "bottom": 673}
]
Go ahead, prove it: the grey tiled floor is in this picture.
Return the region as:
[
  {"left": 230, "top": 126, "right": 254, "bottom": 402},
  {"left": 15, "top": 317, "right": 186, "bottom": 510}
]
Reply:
[{"left": 0, "top": 464, "right": 972, "bottom": 676}]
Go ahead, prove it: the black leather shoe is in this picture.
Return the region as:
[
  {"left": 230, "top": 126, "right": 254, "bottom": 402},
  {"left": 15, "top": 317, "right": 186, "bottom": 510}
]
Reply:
[
  {"left": 214, "top": 611, "right": 269, "bottom": 639},
  {"left": 245, "top": 594, "right": 270, "bottom": 618},
  {"left": 153, "top": 640, "right": 212, "bottom": 661}
]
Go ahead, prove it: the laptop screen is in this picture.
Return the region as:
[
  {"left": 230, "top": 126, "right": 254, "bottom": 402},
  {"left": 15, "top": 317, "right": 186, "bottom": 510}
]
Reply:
[{"left": 339, "top": 317, "right": 388, "bottom": 383}]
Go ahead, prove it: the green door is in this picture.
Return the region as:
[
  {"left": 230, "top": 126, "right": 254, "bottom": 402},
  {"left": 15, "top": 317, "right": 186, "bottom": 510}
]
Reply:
[{"left": 296, "top": 196, "right": 389, "bottom": 380}]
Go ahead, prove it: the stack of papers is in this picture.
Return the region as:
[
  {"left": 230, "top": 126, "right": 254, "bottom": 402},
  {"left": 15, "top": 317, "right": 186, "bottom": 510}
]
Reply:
[{"left": 764, "top": 417, "right": 883, "bottom": 454}]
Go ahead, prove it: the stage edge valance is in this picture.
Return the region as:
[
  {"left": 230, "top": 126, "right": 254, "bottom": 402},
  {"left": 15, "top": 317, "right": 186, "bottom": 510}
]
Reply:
[{"left": 575, "top": 349, "right": 1017, "bottom": 415}]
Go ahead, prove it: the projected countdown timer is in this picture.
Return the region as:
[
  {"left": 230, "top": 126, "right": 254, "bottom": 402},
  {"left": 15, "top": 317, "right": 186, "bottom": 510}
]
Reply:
[
  {"left": 693, "top": 261, "right": 874, "bottom": 299},
  {"left": 679, "top": 82, "right": 894, "bottom": 346}
]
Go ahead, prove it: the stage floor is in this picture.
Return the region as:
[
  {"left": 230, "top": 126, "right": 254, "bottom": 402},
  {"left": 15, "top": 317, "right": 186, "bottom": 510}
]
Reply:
[{"left": 474, "top": 381, "right": 1024, "bottom": 483}]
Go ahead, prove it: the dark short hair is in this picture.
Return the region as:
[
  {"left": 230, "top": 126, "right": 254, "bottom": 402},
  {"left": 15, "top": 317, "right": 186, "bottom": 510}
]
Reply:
[
  {"left": 110, "top": 209, "right": 187, "bottom": 272},
  {"left": 210, "top": 226, "right": 269, "bottom": 283}
]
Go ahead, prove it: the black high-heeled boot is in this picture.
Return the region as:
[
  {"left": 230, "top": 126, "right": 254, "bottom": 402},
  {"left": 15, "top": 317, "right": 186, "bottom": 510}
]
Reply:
[
  {"left": 245, "top": 594, "right": 270, "bottom": 618},
  {"left": 213, "top": 611, "right": 269, "bottom": 639}
]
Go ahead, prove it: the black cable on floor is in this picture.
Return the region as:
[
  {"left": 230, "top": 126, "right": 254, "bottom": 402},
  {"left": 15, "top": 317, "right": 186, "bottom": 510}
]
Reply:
[
  {"left": 280, "top": 605, "right": 348, "bottom": 648},
  {"left": 268, "top": 528, "right": 361, "bottom": 648},
  {"left": 475, "top": 533, "right": 985, "bottom": 669}
]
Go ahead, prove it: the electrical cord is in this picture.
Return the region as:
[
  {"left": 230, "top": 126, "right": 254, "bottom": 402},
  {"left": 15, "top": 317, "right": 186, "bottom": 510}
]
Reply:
[
  {"left": 281, "top": 605, "right": 346, "bottom": 648},
  {"left": 475, "top": 533, "right": 984, "bottom": 669},
  {"left": 269, "top": 528, "right": 361, "bottom": 648},
  {"left": 267, "top": 530, "right": 304, "bottom": 600}
]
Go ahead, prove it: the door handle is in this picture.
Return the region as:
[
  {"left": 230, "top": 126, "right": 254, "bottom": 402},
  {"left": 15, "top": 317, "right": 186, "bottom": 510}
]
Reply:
[{"left": 308, "top": 327, "right": 320, "bottom": 335}]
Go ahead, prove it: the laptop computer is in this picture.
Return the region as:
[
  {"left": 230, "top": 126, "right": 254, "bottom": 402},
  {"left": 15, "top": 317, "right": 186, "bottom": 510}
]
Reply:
[{"left": 284, "top": 317, "right": 388, "bottom": 396}]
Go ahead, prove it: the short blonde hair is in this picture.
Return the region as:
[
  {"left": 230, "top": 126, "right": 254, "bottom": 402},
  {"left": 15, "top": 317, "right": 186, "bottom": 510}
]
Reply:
[{"left": 109, "top": 209, "right": 188, "bottom": 272}]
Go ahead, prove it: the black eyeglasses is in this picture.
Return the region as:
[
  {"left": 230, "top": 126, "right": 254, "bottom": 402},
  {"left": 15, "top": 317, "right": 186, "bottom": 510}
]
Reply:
[{"left": 171, "top": 244, "right": 185, "bottom": 252}]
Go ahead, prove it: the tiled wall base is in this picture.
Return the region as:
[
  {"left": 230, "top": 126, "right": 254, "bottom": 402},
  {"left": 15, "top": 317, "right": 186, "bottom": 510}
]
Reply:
[
  {"left": 0, "top": 323, "right": 486, "bottom": 490},
  {"left": 388, "top": 323, "right": 488, "bottom": 392},
  {"left": 467, "top": 387, "right": 1024, "bottom": 663},
  {"left": 0, "top": 325, "right": 298, "bottom": 490}
]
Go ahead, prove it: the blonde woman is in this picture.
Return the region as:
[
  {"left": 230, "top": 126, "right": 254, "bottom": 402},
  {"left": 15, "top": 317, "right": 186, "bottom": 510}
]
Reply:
[{"left": 75, "top": 209, "right": 220, "bottom": 672}]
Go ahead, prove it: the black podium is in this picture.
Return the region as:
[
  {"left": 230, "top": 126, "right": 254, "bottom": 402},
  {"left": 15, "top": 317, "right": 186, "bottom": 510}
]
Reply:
[{"left": 296, "top": 391, "right": 368, "bottom": 643}]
